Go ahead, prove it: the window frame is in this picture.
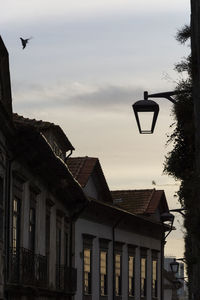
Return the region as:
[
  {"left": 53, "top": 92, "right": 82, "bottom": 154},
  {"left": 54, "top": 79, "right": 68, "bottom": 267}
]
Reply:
[
  {"left": 64, "top": 218, "right": 69, "bottom": 266},
  {"left": 140, "top": 249, "right": 147, "bottom": 299},
  {"left": 83, "top": 234, "right": 95, "bottom": 297},
  {"left": 12, "top": 177, "right": 23, "bottom": 252},
  {"left": 114, "top": 242, "right": 123, "bottom": 298},
  {"left": 115, "top": 253, "right": 122, "bottom": 296},
  {"left": 56, "top": 216, "right": 62, "bottom": 267},
  {"left": 100, "top": 250, "right": 108, "bottom": 296},
  {"left": 128, "top": 246, "right": 136, "bottom": 298},
  {"left": 152, "top": 251, "right": 158, "bottom": 299},
  {"left": 29, "top": 189, "right": 37, "bottom": 252},
  {"left": 99, "top": 238, "right": 110, "bottom": 297}
]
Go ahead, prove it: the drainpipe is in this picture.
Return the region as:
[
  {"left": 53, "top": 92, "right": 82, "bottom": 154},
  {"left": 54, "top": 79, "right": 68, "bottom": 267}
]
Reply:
[{"left": 112, "top": 215, "right": 124, "bottom": 300}]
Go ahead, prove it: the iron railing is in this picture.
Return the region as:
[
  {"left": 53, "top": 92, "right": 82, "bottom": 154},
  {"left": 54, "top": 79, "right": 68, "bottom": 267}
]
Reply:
[
  {"left": 8, "top": 247, "right": 48, "bottom": 287},
  {"left": 56, "top": 264, "right": 77, "bottom": 293}
]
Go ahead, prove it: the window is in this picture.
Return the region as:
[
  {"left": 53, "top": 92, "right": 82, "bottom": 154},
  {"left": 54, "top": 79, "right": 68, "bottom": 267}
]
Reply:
[
  {"left": 65, "top": 232, "right": 68, "bottom": 266},
  {"left": 115, "top": 253, "right": 122, "bottom": 296},
  {"left": 100, "top": 251, "right": 107, "bottom": 296},
  {"left": 56, "top": 218, "right": 62, "bottom": 266},
  {"left": 83, "top": 235, "right": 94, "bottom": 296},
  {"left": 140, "top": 250, "right": 147, "bottom": 298},
  {"left": 152, "top": 252, "right": 158, "bottom": 298},
  {"left": 29, "top": 190, "right": 37, "bottom": 251},
  {"left": 12, "top": 197, "right": 21, "bottom": 251},
  {"left": 12, "top": 177, "right": 23, "bottom": 252},
  {"left": 129, "top": 255, "right": 135, "bottom": 297},
  {"left": 45, "top": 211, "right": 50, "bottom": 257},
  {"left": 46, "top": 199, "right": 53, "bottom": 258},
  {"left": 64, "top": 218, "right": 69, "bottom": 266},
  {"left": 84, "top": 248, "right": 92, "bottom": 294}
]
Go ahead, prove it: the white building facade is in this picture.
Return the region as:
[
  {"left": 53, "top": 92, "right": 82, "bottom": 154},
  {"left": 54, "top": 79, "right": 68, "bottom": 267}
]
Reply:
[{"left": 75, "top": 211, "right": 162, "bottom": 300}]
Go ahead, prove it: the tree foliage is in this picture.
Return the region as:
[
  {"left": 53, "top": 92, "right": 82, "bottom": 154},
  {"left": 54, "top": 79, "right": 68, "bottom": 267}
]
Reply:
[{"left": 164, "top": 25, "right": 195, "bottom": 295}]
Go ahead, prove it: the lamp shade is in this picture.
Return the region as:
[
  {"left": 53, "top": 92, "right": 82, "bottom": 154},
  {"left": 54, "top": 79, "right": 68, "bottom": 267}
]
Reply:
[
  {"left": 160, "top": 212, "right": 174, "bottom": 223},
  {"left": 170, "top": 258, "right": 179, "bottom": 274},
  {"left": 132, "top": 99, "right": 159, "bottom": 134}
]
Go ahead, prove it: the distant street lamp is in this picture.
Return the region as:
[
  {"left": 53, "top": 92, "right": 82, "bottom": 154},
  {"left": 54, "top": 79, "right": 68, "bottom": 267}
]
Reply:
[
  {"left": 176, "top": 257, "right": 187, "bottom": 263},
  {"left": 160, "top": 212, "right": 175, "bottom": 239},
  {"left": 132, "top": 90, "right": 182, "bottom": 134},
  {"left": 170, "top": 258, "right": 179, "bottom": 274}
]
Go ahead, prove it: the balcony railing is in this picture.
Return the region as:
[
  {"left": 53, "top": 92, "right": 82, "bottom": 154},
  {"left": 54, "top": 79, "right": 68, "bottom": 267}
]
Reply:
[
  {"left": 8, "top": 247, "right": 48, "bottom": 287},
  {"left": 56, "top": 264, "right": 77, "bottom": 294}
]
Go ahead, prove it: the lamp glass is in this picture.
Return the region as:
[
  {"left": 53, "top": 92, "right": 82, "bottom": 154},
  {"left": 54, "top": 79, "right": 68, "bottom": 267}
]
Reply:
[
  {"left": 137, "top": 112, "right": 154, "bottom": 133},
  {"left": 170, "top": 259, "right": 179, "bottom": 274}
]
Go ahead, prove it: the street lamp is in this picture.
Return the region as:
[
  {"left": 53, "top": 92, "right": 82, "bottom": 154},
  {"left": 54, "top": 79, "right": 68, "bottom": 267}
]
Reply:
[
  {"left": 132, "top": 92, "right": 159, "bottom": 134},
  {"left": 132, "top": 90, "right": 179, "bottom": 134},
  {"left": 160, "top": 212, "right": 175, "bottom": 240},
  {"left": 170, "top": 258, "right": 179, "bottom": 274}
]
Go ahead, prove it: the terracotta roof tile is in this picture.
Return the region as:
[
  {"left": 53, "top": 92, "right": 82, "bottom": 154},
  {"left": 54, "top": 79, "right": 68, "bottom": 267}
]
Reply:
[
  {"left": 66, "top": 156, "right": 113, "bottom": 203},
  {"left": 13, "top": 113, "right": 52, "bottom": 129},
  {"left": 66, "top": 157, "right": 97, "bottom": 187},
  {"left": 111, "top": 189, "right": 168, "bottom": 215}
]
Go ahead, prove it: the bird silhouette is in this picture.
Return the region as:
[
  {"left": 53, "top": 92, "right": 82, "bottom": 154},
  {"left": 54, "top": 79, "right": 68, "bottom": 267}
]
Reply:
[{"left": 20, "top": 37, "right": 33, "bottom": 49}]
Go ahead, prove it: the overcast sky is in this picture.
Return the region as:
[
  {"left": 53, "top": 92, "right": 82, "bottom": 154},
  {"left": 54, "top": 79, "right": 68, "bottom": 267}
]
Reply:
[{"left": 1, "top": 0, "right": 190, "bottom": 258}]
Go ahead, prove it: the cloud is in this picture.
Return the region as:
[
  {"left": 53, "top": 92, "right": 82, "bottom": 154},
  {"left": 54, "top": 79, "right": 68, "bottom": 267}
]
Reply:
[
  {"left": 12, "top": 80, "right": 143, "bottom": 112},
  {"left": 1, "top": 0, "right": 189, "bottom": 24}
]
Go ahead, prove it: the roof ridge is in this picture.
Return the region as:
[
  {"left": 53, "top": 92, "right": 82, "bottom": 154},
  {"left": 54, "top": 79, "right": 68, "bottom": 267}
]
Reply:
[
  {"left": 69, "top": 156, "right": 98, "bottom": 160},
  {"left": 13, "top": 113, "right": 54, "bottom": 127},
  {"left": 111, "top": 188, "right": 155, "bottom": 192}
]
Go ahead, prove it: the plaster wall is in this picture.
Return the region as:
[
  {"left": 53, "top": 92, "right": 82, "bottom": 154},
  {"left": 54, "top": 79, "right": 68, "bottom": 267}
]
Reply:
[
  {"left": 164, "top": 288, "right": 172, "bottom": 300},
  {"left": 83, "top": 176, "right": 98, "bottom": 200}
]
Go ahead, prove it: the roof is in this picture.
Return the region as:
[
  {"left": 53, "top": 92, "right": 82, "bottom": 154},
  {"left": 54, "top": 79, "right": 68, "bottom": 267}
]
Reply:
[
  {"left": 66, "top": 157, "right": 97, "bottom": 187},
  {"left": 13, "top": 124, "right": 87, "bottom": 211},
  {"left": 13, "top": 113, "right": 74, "bottom": 151},
  {"left": 66, "top": 156, "right": 113, "bottom": 203},
  {"left": 111, "top": 189, "right": 169, "bottom": 215}
]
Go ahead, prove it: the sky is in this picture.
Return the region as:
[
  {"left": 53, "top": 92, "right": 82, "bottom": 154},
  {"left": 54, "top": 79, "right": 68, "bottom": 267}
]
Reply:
[{"left": 1, "top": 0, "right": 190, "bottom": 258}]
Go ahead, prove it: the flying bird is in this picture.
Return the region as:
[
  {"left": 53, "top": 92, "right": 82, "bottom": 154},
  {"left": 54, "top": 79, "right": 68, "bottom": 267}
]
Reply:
[{"left": 20, "top": 37, "right": 33, "bottom": 49}]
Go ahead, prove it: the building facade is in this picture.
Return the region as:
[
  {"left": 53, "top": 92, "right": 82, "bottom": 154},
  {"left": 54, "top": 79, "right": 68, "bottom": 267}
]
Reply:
[
  {"left": 67, "top": 157, "right": 171, "bottom": 300},
  {"left": 1, "top": 36, "right": 174, "bottom": 300},
  {"left": 0, "top": 36, "right": 87, "bottom": 300},
  {"left": 0, "top": 36, "right": 15, "bottom": 300}
]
